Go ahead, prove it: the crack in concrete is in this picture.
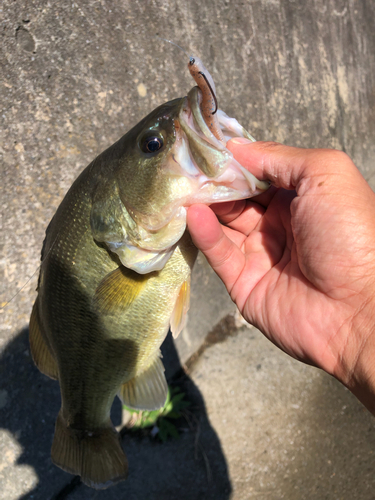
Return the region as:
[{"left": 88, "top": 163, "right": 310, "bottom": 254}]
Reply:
[
  {"left": 51, "top": 476, "right": 81, "bottom": 500},
  {"left": 183, "top": 314, "right": 239, "bottom": 375}
]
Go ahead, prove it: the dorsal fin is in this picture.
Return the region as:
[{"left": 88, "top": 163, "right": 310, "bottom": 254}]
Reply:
[
  {"left": 29, "top": 298, "right": 59, "bottom": 380},
  {"left": 93, "top": 266, "right": 153, "bottom": 314}
]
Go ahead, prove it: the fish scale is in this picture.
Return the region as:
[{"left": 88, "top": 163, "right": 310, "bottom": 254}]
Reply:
[{"left": 29, "top": 62, "right": 269, "bottom": 489}]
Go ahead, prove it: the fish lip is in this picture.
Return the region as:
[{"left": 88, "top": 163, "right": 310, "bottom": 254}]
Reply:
[
  {"left": 178, "top": 87, "right": 270, "bottom": 196},
  {"left": 179, "top": 87, "right": 257, "bottom": 151}
]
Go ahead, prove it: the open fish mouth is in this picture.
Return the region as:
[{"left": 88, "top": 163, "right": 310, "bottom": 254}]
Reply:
[
  {"left": 178, "top": 86, "right": 270, "bottom": 205},
  {"left": 185, "top": 86, "right": 257, "bottom": 147}
]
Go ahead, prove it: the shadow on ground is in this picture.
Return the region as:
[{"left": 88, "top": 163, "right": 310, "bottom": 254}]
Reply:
[
  {"left": 189, "top": 327, "right": 375, "bottom": 500},
  {"left": 0, "top": 328, "right": 231, "bottom": 500}
]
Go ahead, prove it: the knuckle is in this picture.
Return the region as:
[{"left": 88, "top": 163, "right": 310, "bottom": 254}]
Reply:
[
  {"left": 255, "top": 141, "right": 282, "bottom": 151},
  {"left": 316, "top": 148, "right": 351, "bottom": 166}
]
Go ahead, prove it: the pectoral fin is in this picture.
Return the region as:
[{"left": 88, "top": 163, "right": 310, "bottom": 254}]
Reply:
[
  {"left": 29, "top": 298, "right": 58, "bottom": 380},
  {"left": 118, "top": 353, "right": 168, "bottom": 411},
  {"left": 170, "top": 279, "right": 191, "bottom": 339},
  {"left": 93, "top": 267, "right": 152, "bottom": 314}
]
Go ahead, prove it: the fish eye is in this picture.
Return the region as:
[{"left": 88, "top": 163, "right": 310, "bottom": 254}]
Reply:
[{"left": 141, "top": 135, "right": 164, "bottom": 154}]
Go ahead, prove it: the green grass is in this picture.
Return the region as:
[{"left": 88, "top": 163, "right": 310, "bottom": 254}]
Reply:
[{"left": 123, "top": 386, "right": 190, "bottom": 442}]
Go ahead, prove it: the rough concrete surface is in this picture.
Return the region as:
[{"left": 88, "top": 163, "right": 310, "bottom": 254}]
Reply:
[
  {"left": 192, "top": 326, "right": 375, "bottom": 500},
  {"left": 1, "top": 0, "right": 375, "bottom": 499}
]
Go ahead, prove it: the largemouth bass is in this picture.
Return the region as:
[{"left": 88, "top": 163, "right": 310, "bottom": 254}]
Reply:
[{"left": 29, "top": 61, "right": 268, "bottom": 489}]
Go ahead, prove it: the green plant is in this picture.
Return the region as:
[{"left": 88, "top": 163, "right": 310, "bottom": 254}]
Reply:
[{"left": 123, "top": 386, "right": 190, "bottom": 442}]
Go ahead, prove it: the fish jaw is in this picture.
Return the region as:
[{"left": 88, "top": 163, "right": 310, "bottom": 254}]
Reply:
[
  {"left": 117, "top": 98, "right": 271, "bottom": 271},
  {"left": 91, "top": 92, "right": 269, "bottom": 274},
  {"left": 175, "top": 89, "right": 270, "bottom": 205}
]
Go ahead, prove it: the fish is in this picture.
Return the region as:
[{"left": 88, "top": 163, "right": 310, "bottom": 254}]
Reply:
[{"left": 29, "top": 57, "right": 269, "bottom": 489}]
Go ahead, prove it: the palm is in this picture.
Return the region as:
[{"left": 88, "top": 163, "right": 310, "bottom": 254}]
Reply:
[
  {"left": 188, "top": 142, "right": 375, "bottom": 412},
  {"left": 190, "top": 178, "right": 375, "bottom": 374},
  {"left": 231, "top": 189, "right": 346, "bottom": 370}
]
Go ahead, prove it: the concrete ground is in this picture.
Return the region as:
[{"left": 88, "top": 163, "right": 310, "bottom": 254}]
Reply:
[{"left": 1, "top": 0, "right": 375, "bottom": 499}]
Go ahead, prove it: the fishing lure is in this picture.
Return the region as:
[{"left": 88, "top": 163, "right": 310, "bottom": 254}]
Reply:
[
  {"left": 155, "top": 38, "right": 225, "bottom": 143},
  {"left": 188, "top": 56, "right": 225, "bottom": 143}
]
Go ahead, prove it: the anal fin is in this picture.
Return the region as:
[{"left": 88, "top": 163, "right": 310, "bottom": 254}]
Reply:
[
  {"left": 51, "top": 411, "right": 128, "bottom": 489},
  {"left": 29, "top": 298, "right": 58, "bottom": 380},
  {"left": 118, "top": 353, "right": 168, "bottom": 411},
  {"left": 170, "top": 278, "right": 191, "bottom": 339}
]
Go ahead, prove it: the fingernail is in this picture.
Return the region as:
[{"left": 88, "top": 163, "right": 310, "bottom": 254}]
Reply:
[{"left": 230, "top": 137, "right": 252, "bottom": 145}]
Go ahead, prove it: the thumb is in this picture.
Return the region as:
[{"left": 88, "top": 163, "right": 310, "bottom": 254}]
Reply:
[{"left": 186, "top": 204, "right": 245, "bottom": 293}]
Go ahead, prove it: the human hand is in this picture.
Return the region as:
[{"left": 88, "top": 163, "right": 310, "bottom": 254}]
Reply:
[{"left": 187, "top": 140, "right": 375, "bottom": 414}]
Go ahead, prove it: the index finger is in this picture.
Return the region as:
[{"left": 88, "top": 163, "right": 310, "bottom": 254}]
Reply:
[{"left": 226, "top": 139, "right": 358, "bottom": 194}]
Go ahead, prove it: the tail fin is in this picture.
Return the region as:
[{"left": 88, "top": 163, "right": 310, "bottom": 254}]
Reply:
[{"left": 51, "top": 411, "right": 128, "bottom": 489}]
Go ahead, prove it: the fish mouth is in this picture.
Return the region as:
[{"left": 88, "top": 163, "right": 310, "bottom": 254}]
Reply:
[
  {"left": 178, "top": 87, "right": 270, "bottom": 205},
  {"left": 105, "top": 90, "right": 271, "bottom": 275},
  {"left": 184, "top": 87, "right": 257, "bottom": 147}
]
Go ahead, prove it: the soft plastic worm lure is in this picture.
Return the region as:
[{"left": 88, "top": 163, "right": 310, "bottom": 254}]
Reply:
[
  {"left": 155, "top": 38, "right": 225, "bottom": 142},
  {"left": 188, "top": 56, "right": 225, "bottom": 143}
]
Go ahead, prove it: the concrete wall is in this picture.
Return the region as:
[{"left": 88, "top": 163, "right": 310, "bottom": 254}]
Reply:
[
  {"left": 2, "top": 0, "right": 375, "bottom": 342},
  {"left": 1, "top": 1, "right": 375, "bottom": 498}
]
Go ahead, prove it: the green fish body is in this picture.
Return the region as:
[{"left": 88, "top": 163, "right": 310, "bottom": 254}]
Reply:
[{"left": 30, "top": 90, "right": 269, "bottom": 489}]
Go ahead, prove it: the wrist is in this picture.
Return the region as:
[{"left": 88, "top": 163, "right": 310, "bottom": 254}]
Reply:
[{"left": 335, "top": 296, "right": 375, "bottom": 415}]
